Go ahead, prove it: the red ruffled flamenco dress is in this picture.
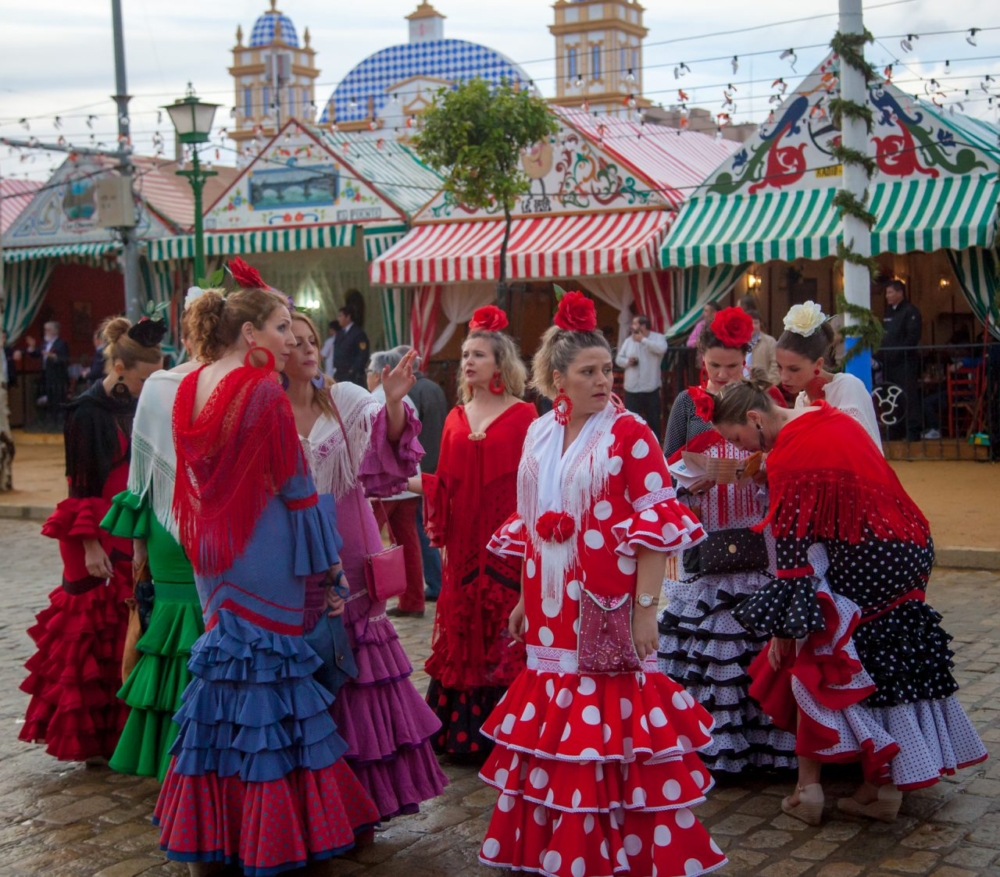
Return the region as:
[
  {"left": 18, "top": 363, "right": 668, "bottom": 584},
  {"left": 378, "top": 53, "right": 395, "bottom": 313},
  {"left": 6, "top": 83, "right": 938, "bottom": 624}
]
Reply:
[
  {"left": 20, "top": 382, "right": 135, "bottom": 761},
  {"left": 479, "top": 406, "right": 727, "bottom": 877},
  {"left": 734, "top": 403, "right": 987, "bottom": 789},
  {"left": 423, "top": 401, "right": 536, "bottom": 756}
]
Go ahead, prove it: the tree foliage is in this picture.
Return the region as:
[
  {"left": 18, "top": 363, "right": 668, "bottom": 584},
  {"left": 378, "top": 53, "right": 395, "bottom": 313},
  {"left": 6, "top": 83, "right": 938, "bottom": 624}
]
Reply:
[{"left": 413, "top": 79, "right": 559, "bottom": 287}]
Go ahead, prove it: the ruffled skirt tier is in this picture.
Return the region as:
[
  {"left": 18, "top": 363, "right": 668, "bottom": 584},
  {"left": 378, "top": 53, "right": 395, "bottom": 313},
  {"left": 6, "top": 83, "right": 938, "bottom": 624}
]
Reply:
[
  {"left": 110, "top": 582, "right": 204, "bottom": 780},
  {"left": 737, "top": 570, "right": 987, "bottom": 790},
  {"left": 659, "top": 572, "right": 797, "bottom": 773},
  {"left": 20, "top": 570, "right": 132, "bottom": 762},
  {"left": 332, "top": 608, "right": 447, "bottom": 819},
  {"left": 154, "top": 609, "right": 379, "bottom": 875},
  {"left": 477, "top": 667, "right": 727, "bottom": 877}
]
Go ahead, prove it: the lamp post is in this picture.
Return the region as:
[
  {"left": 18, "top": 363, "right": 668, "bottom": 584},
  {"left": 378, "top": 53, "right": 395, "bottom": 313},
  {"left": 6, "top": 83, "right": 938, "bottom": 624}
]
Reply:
[{"left": 164, "top": 85, "right": 219, "bottom": 283}]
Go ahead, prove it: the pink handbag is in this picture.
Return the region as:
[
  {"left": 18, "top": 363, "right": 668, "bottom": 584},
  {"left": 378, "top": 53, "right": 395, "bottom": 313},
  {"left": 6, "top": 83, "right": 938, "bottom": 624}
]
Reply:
[
  {"left": 330, "top": 401, "right": 407, "bottom": 603},
  {"left": 577, "top": 588, "right": 642, "bottom": 674}
]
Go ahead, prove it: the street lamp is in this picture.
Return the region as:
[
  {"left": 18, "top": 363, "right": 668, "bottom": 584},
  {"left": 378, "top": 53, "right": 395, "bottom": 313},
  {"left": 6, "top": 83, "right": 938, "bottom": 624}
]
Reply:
[{"left": 164, "top": 84, "right": 219, "bottom": 283}]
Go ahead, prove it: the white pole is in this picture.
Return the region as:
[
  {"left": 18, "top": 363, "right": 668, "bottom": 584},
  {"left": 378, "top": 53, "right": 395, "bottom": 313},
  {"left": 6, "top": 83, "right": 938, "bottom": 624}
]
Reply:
[{"left": 839, "top": 0, "right": 873, "bottom": 388}]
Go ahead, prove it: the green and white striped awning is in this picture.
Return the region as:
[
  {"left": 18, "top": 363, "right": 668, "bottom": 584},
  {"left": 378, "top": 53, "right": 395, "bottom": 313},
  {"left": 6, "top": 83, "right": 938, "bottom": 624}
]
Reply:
[
  {"left": 363, "top": 224, "right": 408, "bottom": 262},
  {"left": 148, "top": 224, "right": 358, "bottom": 262},
  {"left": 661, "top": 174, "right": 1000, "bottom": 268},
  {"left": 2, "top": 241, "right": 119, "bottom": 264}
]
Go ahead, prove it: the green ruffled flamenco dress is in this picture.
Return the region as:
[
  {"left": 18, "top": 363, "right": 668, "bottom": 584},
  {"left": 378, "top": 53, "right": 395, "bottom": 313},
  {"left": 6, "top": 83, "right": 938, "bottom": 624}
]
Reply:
[{"left": 101, "top": 491, "right": 204, "bottom": 781}]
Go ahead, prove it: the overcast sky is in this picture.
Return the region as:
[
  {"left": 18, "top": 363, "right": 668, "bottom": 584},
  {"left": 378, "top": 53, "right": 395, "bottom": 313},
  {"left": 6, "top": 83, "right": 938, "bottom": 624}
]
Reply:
[{"left": 1, "top": 0, "right": 997, "bottom": 184}]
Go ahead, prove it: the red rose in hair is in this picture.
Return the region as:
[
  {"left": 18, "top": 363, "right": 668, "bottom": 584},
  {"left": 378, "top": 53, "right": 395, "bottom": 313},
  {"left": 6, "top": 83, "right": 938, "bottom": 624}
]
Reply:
[
  {"left": 228, "top": 257, "right": 270, "bottom": 290},
  {"left": 688, "top": 386, "right": 715, "bottom": 422},
  {"left": 710, "top": 306, "right": 753, "bottom": 349},
  {"left": 468, "top": 305, "right": 509, "bottom": 332},
  {"left": 536, "top": 511, "right": 576, "bottom": 543},
  {"left": 554, "top": 291, "right": 597, "bottom": 332}
]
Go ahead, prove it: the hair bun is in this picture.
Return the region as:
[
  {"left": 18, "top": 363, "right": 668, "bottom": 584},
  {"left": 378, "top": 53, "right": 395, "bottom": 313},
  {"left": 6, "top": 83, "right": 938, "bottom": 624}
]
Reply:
[{"left": 101, "top": 316, "right": 131, "bottom": 347}]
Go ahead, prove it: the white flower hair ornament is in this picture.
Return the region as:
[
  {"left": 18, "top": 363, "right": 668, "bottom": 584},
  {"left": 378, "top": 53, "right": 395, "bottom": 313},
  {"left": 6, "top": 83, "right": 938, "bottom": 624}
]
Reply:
[
  {"left": 783, "top": 301, "right": 827, "bottom": 337},
  {"left": 184, "top": 286, "right": 207, "bottom": 310}
]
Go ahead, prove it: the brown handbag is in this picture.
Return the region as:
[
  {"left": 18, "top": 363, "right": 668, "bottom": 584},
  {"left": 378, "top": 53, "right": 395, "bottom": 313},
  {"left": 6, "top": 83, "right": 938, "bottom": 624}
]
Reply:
[
  {"left": 121, "top": 556, "right": 150, "bottom": 683},
  {"left": 330, "top": 399, "right": 407, "bottom": 603}
]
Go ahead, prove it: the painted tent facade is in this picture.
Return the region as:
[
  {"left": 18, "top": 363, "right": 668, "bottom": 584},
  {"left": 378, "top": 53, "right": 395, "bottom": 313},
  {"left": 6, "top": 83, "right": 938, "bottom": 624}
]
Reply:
[
  {"left": 1, "top": 155, "right": 193, "bottom": 348},
  {"left": 150, "top": 119, "right": 444, "bottom": 347},
  {"left": 369, "top": 107, "right": 737, "bottom": 361},
  {"left": 660, "top": 53, "right": 1000, "bottom": 338}
]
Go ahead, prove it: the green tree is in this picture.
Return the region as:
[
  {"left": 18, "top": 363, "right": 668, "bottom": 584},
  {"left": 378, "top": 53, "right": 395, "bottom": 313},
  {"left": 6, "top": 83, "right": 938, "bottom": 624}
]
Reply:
[{"left": 413, "top": 78, "right": 559, "bottom": 293}]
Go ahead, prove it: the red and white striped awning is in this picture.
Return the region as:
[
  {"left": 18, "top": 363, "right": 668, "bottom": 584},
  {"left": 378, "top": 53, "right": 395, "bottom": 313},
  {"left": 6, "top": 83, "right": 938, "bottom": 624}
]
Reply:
[{"left": 370, "top": 211, "right": 671, "bottom": 285}]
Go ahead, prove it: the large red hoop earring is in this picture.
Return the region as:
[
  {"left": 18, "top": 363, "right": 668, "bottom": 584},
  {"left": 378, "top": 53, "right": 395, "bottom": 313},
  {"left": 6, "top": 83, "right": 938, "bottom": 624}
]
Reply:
[
  {"left": 244, "top": 344, "right": 276, "bottom": 371},
  {"left": 489, "top": 370, "right": 505, "bottom": 395},
  {"left": 553, "top": 392, "right": 572, "bottom": 425}
]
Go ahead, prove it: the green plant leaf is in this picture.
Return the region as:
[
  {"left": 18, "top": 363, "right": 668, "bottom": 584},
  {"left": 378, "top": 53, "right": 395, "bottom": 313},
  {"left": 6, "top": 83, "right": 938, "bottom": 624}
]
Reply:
[{"left": 552, "top": 284, "right": 567, "bottom": 301}]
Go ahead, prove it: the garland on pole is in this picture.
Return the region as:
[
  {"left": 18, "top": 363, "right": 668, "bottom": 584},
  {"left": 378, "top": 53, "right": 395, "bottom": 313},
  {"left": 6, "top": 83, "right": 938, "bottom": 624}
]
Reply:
[{"left": 831, "top": 27, "right": 881, "bottom": 362}]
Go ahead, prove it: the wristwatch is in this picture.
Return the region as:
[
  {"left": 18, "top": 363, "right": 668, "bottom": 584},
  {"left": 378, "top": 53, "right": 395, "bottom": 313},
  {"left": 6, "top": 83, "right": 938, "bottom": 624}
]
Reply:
[{"left": 636, "top": 593, "right": 655, "bottom": 609}]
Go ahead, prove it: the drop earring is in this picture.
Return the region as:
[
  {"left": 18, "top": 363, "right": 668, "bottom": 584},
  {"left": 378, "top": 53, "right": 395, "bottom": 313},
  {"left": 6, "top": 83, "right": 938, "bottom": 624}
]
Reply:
[
  {"left": 755, "top": 421, "right": 767, "bottom": 451},
  {"left": 553, "top": 390, "right": 572, "bottom": 425},
  {"left": 111, "top": 374, "right": 131, "bottom": 401},
  {"left": 489, "top": 370, "right": 505, "bottom": 395}
]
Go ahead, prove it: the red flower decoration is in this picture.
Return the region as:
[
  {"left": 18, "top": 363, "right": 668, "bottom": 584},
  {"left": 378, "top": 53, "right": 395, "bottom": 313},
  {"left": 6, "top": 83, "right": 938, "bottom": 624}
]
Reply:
[
  {"left": 228, "top": 257, "right": 270, "bottom": 290},
  {"left": 689, "top": 386, "right": 715, "bottom": 422},
  {"left": 468, "top": 305, "right": 509, "bottom": 333},
  {"left": 554, "top": 291, "right": 597, "bottom": 332},
  {"left": 535, "top": 511, "right": 576, "bottom": 543},
  {"left": 710, "top": 306, "right": 753, "bottom": 349}
]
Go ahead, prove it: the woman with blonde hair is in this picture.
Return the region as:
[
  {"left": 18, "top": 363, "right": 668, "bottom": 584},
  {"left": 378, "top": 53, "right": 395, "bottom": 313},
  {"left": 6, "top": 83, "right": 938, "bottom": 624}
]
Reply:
[
  {"left": 283, "top": 311, "right": 447, "bottom": 822},
  {"left": 21, "top": 316, "right": 163, "bottom": 762},
  {"left": 479, "top": 292, "right": 724, "bottom": 876},
  {"left": 153, "top": 265, "right": 378, "bottom": 875},
  {"left": 420, "top": 305, "right": 536, "bottom": 759}
]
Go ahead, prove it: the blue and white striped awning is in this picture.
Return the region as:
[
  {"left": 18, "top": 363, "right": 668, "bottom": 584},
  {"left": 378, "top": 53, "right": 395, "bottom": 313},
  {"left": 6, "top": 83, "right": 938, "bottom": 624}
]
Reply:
[
  {"left": 2, "top": 241, "right": 119, "bottom": 264},
  {"left": 148, "top": 224, "right": 358, "bottom": 262}
]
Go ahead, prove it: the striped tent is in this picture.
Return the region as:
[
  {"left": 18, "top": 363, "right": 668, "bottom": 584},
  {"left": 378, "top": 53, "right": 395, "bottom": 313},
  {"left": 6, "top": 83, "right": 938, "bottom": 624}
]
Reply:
[
  {"left": 371, "top": 211, "right": 671, "bottom": 285},
  {"left": 149, "top": 224, "right": 357, "bottom": 262},
  {"left": 659, "top": 53, "right": 1000, "bottom": 332}
]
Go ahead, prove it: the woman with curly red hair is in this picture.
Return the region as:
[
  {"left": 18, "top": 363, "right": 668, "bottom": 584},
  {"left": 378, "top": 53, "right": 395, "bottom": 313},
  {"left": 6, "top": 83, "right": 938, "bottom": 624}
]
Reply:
[
  {"left": 419, "top": 305, "right": 536, "bottom": 759},
  {"left": 478, "top": 292, "right": 724, "bottom": 877},
  {"left": 658, "top": 307, "right": 797, "bottom": 774}
]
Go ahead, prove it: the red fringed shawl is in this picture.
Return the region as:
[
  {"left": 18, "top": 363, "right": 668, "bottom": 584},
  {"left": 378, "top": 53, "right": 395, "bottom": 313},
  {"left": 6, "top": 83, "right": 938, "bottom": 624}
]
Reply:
[
  {"left": 758, "top": 402, "right": 930, "bottom": 546},
  {"left": 172, "top": 365, "right": 304, "bottom": 575}
]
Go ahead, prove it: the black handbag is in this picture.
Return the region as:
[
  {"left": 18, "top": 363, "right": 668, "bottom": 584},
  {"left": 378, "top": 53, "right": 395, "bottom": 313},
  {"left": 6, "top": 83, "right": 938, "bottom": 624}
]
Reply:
[{"left": 682, "top": 527, "right": 768, "bottom": 575}]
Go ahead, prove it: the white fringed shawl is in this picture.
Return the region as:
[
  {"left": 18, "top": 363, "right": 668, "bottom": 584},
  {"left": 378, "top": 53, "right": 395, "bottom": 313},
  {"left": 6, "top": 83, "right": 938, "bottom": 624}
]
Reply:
[
  {"left": 307, "top": 382, "right": 382, "bottom": 500},
  {"left": 517, "top": 402, "right": 621, "bottom": 614}
]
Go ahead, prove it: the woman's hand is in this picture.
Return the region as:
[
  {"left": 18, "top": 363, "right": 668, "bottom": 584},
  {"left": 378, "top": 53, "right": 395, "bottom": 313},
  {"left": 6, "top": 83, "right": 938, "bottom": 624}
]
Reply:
[
  {"left": 632, "top": 605, "right": 659, "bottom": 661},
  {"left": 325, "top": 585, "right": 346, "bottom": 618},
  {"left": 132, "top": 538, "right": 148, "bottom": 571},
  {"left": 83, "top": 539, "right": 113, "bottom": 580},
  {"left": 406, "top": 476, "right": 423, "bottom": 495},
  {"left": 382, "top": 349, "right": 419, "bottom": 406},
  {"left": 687, "top": 476, "right": 716, "bottom": 496},
  {"left": 768, "top": 636, "right": 793, "bottom": 670},
  {"left": 508, "top": 596, "right": 526, "bottom": 642}
]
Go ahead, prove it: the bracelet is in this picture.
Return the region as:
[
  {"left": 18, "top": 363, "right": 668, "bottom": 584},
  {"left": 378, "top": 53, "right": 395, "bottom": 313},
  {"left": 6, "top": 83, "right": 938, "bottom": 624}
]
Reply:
[
  {"left": 332, "top": 569, "right": 349, "bottom": 599},
  {"left": 334, "top": 569, "right": 346, "bottom": 587}
]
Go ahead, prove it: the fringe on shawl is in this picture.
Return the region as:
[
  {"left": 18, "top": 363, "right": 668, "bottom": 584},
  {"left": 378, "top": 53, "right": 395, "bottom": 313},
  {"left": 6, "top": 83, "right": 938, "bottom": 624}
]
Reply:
[
  {"left": 756, "top": 468, "right": 930, "bottom": 547},
  {"left": 128, "top": 431, "right": 180, "bottom": 540},
  {"left": 173, "top": 368, "right": 304, "bottom": 576},
  {"left": 310, "top": 389, "right": 381, "bottom": 500}
]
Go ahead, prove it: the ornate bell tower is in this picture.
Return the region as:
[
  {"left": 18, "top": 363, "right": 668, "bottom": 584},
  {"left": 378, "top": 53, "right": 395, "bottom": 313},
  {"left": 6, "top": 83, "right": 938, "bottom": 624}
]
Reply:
[
  {"left": 229, "top": 2, "right": 320, "bottom": 148},
  {"left": 549, "top": 0, "right": 650, "bottom": 118}
]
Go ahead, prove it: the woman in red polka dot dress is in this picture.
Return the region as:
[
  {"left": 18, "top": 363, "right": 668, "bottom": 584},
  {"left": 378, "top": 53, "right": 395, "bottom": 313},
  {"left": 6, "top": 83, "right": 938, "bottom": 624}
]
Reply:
[{"left": 479, "top": 293, "right": 727, "bottom": 877}]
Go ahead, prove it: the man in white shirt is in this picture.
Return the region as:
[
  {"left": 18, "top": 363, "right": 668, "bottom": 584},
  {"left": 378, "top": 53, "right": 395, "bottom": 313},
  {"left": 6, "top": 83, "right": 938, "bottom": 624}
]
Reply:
[
  {"left": 319, "top": 320, "right": 338, "bottom": 378},
  {"left": 615, "top": 314, "right": 668, "bottom": 436}
]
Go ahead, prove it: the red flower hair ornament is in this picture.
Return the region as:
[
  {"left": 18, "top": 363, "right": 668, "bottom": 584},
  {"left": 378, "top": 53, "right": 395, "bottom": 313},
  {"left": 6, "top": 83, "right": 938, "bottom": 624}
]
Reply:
[
  {"left": 689, "top": 385, "right": 716, "bottom": 422},
  {"left": 554, "top": 291, "right": 597, "bottom": 332},
  {"left": 468, "top": 305, "right": 509, "bottom": 333},
  {"left": 228, "top": 257, "right": 270, "bottom": 290},
  {"left": 710, "top": 306, "right": 754, "bottom": 349},
  {"left": 535, "top": 510, "right": 576, "bottom": 543}
]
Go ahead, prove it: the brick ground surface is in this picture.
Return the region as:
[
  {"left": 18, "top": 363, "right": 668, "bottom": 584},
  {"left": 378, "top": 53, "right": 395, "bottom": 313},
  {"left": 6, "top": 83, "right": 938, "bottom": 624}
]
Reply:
[{"left": 0, "top": 519, "right": 998, "bottom": 876}]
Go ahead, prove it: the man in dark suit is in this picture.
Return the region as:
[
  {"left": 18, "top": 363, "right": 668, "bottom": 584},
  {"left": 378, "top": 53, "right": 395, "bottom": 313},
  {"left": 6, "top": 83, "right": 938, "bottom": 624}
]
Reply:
[
  {"left": 332, "top": 305, "right": 369, "bottom": 387},
  {"left": 877, "top": 280, "right": 924, "bottom": 441},
  {"left": 26, "top": 322, "right": 70, "bottom": 427}
]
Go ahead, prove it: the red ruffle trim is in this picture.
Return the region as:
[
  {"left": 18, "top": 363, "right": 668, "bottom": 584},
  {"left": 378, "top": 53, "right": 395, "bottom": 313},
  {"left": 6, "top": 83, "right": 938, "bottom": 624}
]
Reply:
[
  {"left": 612, "top": 499, "right": 707, "bottom": 557},
  {"left": 488, "top": 513, "right": 529, "bottom": 559},
  {"left": 42, "top": 496, "right": 111, "bottom": 542},
  {"left": 19, "top": 568, "right": 132, "bottom": 761},
  {"left": 479, "top": 791, "right": 726, "bottom": 877},
  {"left": 155, "top": 759, "right": 379, "bottom": 871},
  {"left": 481, "top": 670, "right": 715, "bottom": 765}
]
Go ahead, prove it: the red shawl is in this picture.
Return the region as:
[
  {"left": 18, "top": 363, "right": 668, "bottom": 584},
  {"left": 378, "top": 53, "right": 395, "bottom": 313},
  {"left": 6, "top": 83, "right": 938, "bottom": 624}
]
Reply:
[
  {"left": 172, "top": 365, "right": 304, "bottom": 575},
  {"left": 759, "top": 402, "right": 929, "bottom": 546}
]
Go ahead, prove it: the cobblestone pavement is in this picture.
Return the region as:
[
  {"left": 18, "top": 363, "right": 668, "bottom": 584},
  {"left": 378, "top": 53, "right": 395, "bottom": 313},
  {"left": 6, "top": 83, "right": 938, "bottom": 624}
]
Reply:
[{"left": 1, "top": 518, "right": 1000, "bottom": 876}]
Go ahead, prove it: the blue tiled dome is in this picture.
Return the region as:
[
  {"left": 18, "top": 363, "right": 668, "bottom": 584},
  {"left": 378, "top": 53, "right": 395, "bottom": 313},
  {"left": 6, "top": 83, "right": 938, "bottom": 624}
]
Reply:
[
  {"left": 249, "top": 11, "right": 299, "bottom": 48},
  {"left": 319, "top": 38, "right": 531, "bottom": 124}
]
